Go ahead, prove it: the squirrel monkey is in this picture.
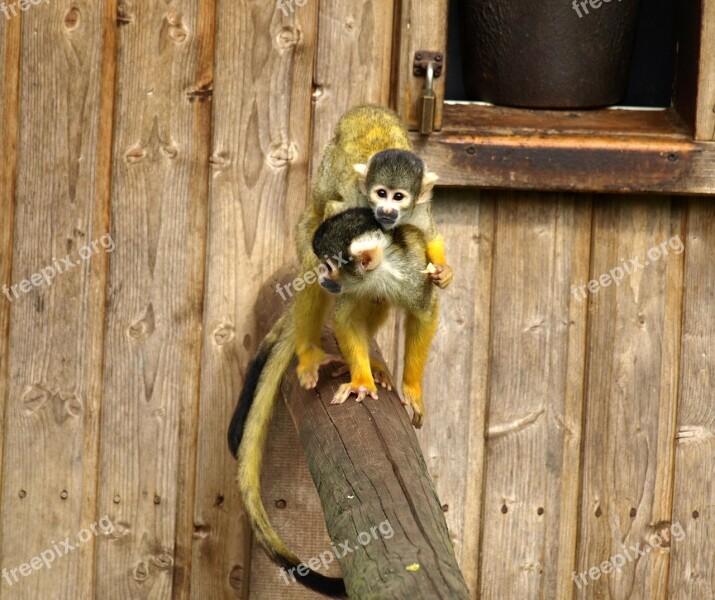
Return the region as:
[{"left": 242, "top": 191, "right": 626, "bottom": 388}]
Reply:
[
  {"left": 294, "top": 104, "right": 452, "bottom": 392},
  {"left": 226, "top": 209, "right": 437, "bottom": 597},
  {"left": 312, "top": 208, "right": 438, "bottom": 427}
]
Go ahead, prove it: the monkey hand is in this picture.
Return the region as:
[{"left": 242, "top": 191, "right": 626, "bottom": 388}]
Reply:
[
  {"left": 402, "top": 383, "right": 425, "bottom": 428},
  {"left": 332, "top": 381, "right": 379, "bottom": 404},
  {"left": 429, "top": 264, "right": 453, "bottom": 289},
  {"left": 297, "top": 348, "right": 344, "bottom": 389}
]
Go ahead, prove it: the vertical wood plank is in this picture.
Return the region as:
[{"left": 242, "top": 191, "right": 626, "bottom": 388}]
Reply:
[
  {"left": 190, "top": 0, "right": 319, "bottom": 597},
  {"left": 669, "top": 199, "right": 715, "bottom": 599},
  {"left": 414, "top": 189, "right": 495, "bottom": 598},
  {"left": 0, "top": 1, "right": 111, "bottom": 598},
  {"left": 695, "top": 0, "right": 715, "bottom": 140},
  {"left": 576, "top": 197, "right": 684, "bottom": 599},
  {"left": 394, "top": 0, "right": 449, "bottom": 130},
  {"left": 310, "top": 0, "right": 394, "bottom": 177},
  {"left": 0, "top": 0, "right": 20, "bottom": 569},
  {"left": 94, "top": 1, "right": 210, "bottom": 596},
  {"left": 478, "top": 193, "right": 592, "bottom": 599}
]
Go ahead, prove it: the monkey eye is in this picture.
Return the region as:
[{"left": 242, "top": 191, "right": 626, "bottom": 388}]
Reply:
[
  {"left": 323, "top": 259, "right": 333, "bottom": 272},
  {"left": 394, "top": 192, "right": 404, "bottom": 201},
  {"left": 376, "top": 189, "right": 387, "bottom": 198}
]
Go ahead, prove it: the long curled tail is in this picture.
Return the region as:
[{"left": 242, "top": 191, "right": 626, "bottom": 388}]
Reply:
[{"left": 227, "top": 307, "right": 347, "bottom": 598}]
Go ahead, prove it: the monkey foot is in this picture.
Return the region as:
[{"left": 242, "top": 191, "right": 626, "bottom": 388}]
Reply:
[
  {"left": 429, "top": 264, "right": 454, "bottom": 289},
  {"left": 332, "top": 382, "right": 378, "bottom": 404},
  {"left": 297, "top": 353, "right": 344, "bottom": 390},
  {"left": 402, "top": 384, "right": 424, "bottom": 428},
  {"left": 331, "top": 360, "right": 393, "bottom": 391},
  {"left": 371, "top": 361, "right": 393, "bottom": 391}
]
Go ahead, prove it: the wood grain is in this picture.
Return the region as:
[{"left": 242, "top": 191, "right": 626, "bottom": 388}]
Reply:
[
  {"left": 694, "top": 0, "right": 715, "bottom": 140},
  {"left": 478, "top": 193, "right": 591, "bottom": 599},
  {"left": 94, "top": 1, "right": 210, "bottom": 597},
  {"left": 576, "top": 197, "right": 684, "bottom": 599},
  {"left": 283, "top": 331, "right": 470, "bottom": 599},
  {"left": 0, "top": 1, "right": 110, "bottom": 598},
  {"left": 412, "top": 105, "right": 715, "bottom": 194},
  {"left": 669, "top": 199, "right": 715, "bottom": 599},
  {"left": 310, "top": 0, "right": 394, "bottom": 178},
  {"left": 0, "top": 0, "right": 20, "bottom": 570},
  {"left": 394, "top": 0, "right": 449, "bottom": 130}
]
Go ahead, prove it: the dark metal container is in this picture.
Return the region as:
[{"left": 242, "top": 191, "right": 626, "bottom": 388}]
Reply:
[{"left": 459, "top": 0, "right": 642, "bottom": 108}]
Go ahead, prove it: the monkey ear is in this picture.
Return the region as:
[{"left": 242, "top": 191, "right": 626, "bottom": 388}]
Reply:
[
  {"left": 353, "top": 164, "right": 369, "bottom": 194},
  {"left": 356, "top": 248, "right": 383, "bottom": 272},
  {"left": 416, "top": 171, "right": 439, "bottom": 204}
]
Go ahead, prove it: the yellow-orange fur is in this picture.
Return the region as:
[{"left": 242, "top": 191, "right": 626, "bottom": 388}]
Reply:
[{"left": 294, "top": 105, "right": 449, "bottom": 394}]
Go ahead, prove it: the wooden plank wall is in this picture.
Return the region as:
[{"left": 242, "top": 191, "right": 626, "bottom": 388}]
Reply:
[{"left": 0, "top": 2, "right": 713, "bottom": 600}]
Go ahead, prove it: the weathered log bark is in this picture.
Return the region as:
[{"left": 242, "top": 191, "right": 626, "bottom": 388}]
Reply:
[{"left": 256, "top": 270, "right": 470, "bottom": 599}]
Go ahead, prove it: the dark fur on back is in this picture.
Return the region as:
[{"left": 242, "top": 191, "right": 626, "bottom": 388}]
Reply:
[{"left": 312, "top": 207, "right": 380, "bottom": 263}]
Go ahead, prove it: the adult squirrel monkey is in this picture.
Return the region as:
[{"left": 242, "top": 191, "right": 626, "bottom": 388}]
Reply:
[
  {"left": 227, "top": 208, "right": 436, "bottom": 597},
  {"left": 312, "top": 208, "right": 438, "bottom": 427},
  {"left": 294, "top": 104, "right": 451, "bottom": 393}
]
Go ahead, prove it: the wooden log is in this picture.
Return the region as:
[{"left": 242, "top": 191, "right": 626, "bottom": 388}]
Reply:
[{"left": 254, "top": 274, "right": 470, "bottom": 599}]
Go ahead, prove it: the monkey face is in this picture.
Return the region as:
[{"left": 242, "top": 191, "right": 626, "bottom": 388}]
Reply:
[
  {"left": 317, "top": 259, "right": 344, "bottom": 294},
  {"left": 368, "top": 186, "right": 413, "bottom": 229}
]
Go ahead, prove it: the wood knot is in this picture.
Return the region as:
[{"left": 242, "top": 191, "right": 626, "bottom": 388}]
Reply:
[
  {"left": 276, "top": 25, "right": 301, "bottom": 50},
  {"left": 267, "top": 142, "right": 297, "bottom": 169},
  {"left": 111, "top": 521, "right": 131, "bottom": 539},
  {"left": 128, "top": 304, "right": 156, "bottom": 340},
  {"left": 210, "top": 151, "right": 231, "bottom": 168},
  {"left": 117, "top": 2, "right": 134, "bottom": 25},
  {"left": 150, "top": 551, "right": 174, "bottom": 570},
  {"left": 133, "top": 561, "right": 150, "bottom": 582},
  {"left": 193, "top": 524, "right": 211, "bottom": 539},
  {"left": 213, "top": 324, "right": 235, "bottom": 346},
  {"left": 125, "top": 146, "right": 146, "bottom": 164},
  {"left": 21, "top": 384, "right": 52, "bottom": 415},
  {"left": 53, "top": 391, "right": 83, "bottom": 424},
  {"left": 64, "top": 6, "right": 81, "bottom": 30},
  {"left": 165, "top": 8, "right": 189, "bottom": 43},
  {"left": 228, "top": 565, "right": 244, "bottom": 590},
  {"left": 159, "top": 145, "right": 178, "bottom": 159}
]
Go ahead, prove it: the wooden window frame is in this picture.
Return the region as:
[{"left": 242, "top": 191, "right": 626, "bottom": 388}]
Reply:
[{"left": 394, "top": 0, "right": 715, "bottom": 194}]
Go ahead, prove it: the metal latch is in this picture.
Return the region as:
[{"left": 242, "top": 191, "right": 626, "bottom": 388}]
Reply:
[{"left": 413, "top": 51, "right": 443, "bottom": 134}]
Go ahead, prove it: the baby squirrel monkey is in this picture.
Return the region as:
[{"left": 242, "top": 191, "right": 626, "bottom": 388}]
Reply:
[
  {"left": 226, "top": 209, "right": 436, "bottom": 597},
  {"left": 294, "top": 104, "right": 452, "bottom": 393},
  {"left": 313, "top": 208, "right": 438, "bottom": 428}
]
